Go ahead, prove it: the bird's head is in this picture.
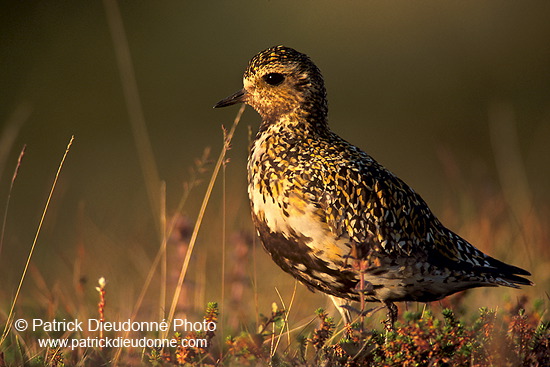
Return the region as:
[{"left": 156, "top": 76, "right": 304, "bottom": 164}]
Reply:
[{"left": 215, "top": 46, "right": 328, "bottom": 127}]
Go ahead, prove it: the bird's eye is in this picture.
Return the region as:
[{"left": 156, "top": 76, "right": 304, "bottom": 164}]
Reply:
[{"left": 263, "top": 73, "right": 285, "bottom": 86}]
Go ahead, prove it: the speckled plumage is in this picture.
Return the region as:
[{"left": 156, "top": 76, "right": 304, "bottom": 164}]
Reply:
[{"left": 215, "top": 45, "right": 532, "bottom": 327}]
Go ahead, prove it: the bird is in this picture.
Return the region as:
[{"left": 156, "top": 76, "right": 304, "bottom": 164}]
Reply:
[{"left": 214, "top": 45, "right": 532, "bottom": 328}]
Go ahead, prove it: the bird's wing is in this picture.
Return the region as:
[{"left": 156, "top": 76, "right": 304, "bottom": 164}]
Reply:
[
  {"left": 310, "top": 136, "right": 462, "bottom": 262},
  {"left": 317, "top": 154, "right": 435, "bottom": 257},
  {"left": 313, "top": 144, "right": 531, "bottom": 286}
]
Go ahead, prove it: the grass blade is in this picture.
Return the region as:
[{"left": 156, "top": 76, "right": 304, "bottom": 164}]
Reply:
[{"left": 1, "top": 136, "right": 75, "bottom": 346}]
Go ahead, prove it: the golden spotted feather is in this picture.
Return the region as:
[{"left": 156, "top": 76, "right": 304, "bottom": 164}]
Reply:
[{"left": 215, "top": 45, "right": 532, "bottom": 327}]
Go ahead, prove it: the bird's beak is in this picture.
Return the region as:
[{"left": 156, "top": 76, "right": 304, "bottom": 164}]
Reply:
[{"left": 214, "top": 89, "right": 247, "bottom": 108}]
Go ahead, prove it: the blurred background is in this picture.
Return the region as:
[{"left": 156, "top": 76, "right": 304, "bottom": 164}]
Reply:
[{"left": 1, "top": 1, "right": 549, "bottom": 328}]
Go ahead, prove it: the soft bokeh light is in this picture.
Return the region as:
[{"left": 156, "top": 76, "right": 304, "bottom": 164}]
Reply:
[{"left": 1, "top": 1, "right": 548, "bottom": 333}]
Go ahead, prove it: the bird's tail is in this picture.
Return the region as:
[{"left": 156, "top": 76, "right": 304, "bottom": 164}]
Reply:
[{"left": 482, "top": 255, "right": 533, "bottom": 288}]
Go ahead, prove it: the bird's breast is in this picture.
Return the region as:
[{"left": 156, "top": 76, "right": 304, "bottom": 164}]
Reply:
[{"left": 247, "top": 133, "right": 350, "bottom": 271}]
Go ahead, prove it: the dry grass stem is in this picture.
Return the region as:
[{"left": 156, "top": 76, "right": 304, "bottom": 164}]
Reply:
[
  {"left": 166, "top": 104, "right": 245, "bottom": 333},
  {"left": 0, "top": 145, "right": 26, "bottom": 260},
  {"left": 0, "top": 103, "right": 31, "bottom": 182},
  {"left": 160, "top": 181, "right": 167, "bottom": 321},
  {"left": 103, "top": 0, "right": 161, "bottom": 234},
  {"left": 1, "top": 136, "right": 74, "bottom": 345}
]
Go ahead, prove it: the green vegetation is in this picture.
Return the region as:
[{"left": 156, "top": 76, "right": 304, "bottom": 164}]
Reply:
[{"left": 1, "top": 298, "right": 548, "bottom": 366}]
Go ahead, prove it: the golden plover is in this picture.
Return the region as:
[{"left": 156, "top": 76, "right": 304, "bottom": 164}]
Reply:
[{"left": 214, "top": 45, "right": 532, "bottom": 328}]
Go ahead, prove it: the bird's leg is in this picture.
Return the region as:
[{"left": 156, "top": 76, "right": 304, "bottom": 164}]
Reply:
[
  {"left": 329, "top": 295, "right": 352, "bottom": 325},
  {"left": 384, "top": 301, "right": 398, "bottom": 332}
]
